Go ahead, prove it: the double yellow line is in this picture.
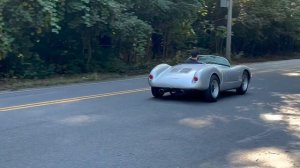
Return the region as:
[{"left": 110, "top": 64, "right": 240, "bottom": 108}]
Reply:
[{"left": 0, "top": 88, "right": 150, "bottom": 112}]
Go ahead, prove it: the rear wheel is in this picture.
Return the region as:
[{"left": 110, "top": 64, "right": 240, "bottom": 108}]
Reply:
[
  {"left": 151, "top": 87, "right": 164, "bottom": 98},
  {"left": 204, "top": 75, "right": 220, "bottom": 102},
  {"left": 236, "top": 71, "right": 250, "bottom": 95}
]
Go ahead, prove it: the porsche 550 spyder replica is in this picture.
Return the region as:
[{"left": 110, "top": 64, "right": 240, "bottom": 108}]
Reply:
[{"left": 148, "top": 55, "right": 251, "bottom": 102}]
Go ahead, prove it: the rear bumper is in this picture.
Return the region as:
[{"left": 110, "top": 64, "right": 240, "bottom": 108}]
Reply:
[{"left": 149, "top": 80, "right": 208, "bottom": 90}]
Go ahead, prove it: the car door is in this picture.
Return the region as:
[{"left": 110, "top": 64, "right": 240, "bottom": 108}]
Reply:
[
  {"left": 219, "top": 66, "right": 233, "bottom": 90},
  {"left": 219, "top": 66, "right": 240, "bottom": 90},
  {"left": 227, "top": 66, "right": 242, "bottom": 89}
]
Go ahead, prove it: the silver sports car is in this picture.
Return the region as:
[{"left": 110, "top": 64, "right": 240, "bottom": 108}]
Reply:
[{"left": 148, "top": 55, "right": 251, "bottom": 102}]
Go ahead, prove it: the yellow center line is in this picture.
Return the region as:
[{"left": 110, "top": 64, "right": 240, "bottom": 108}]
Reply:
[
  {"left": 253, "top": 67, "right": 300, "bottom": 74},
  {"left": 0, "top": 88, "right": 150, "bottom": 112}
]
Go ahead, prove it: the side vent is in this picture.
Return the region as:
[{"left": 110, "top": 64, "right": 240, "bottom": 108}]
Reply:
[
  {"left": 180, "top": 68, "right": 192, "bottom": 73},
  {"left": 171, "top": 68, "right": 180, "bottom": 73}
]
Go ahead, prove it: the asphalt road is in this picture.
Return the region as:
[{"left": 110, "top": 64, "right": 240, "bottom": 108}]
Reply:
[{"left": 0, "top": 60, "right": 300, "bottom": 168}]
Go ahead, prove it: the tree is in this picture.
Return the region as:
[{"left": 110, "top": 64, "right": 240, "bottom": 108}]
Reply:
[{"left": 1, "top": 0, "right": 300, "bottom": 79}]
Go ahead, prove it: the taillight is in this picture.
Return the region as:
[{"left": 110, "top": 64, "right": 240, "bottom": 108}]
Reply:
[
  {"left": 193, "top": 76, "right": 198, "bottom": 82},
  {"left": 149, "top": 74, "right": 154, "bottom": 80}
]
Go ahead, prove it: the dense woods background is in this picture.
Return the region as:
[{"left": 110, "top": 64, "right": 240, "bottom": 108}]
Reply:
[{"left": 0, "top": 0, "right": 300, "bottom": 79}]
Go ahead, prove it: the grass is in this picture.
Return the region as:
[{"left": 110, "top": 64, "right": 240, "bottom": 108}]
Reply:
[{"left": 0, "top": 53, "right": 299, "bottom": 92}]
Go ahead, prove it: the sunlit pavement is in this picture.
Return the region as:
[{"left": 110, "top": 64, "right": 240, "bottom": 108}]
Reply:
[{"left": 0, "top": 59, "right": 299, "bottom": 168}]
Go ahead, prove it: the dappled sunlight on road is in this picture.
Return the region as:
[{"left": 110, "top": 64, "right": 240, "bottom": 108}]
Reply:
[
  {"left": 179, "top": 118, "right": 212, "bottom": 128},
  {"left": 261, "top": 93, "right": 300, "bottom": 138},
  {"left": 235, "top": 106, "right": 251, "bottom": 112},
  {"left": 260, "top": 113, "right": 283, "bottom": 122},
  {"left": 229, "top": 147, "right": 298, "bottom": 168},
  {"left": 179, "top": 116, "right": 227, "bottom": 129},
  {"left": 282, "top": 71, "right": 300, "bottom": 77},
  {"left": 229, "top": 93, "right": 300, "bottom": 167},
  {"left": 58, "top": 115, "right": 100, "bottom": 126}
]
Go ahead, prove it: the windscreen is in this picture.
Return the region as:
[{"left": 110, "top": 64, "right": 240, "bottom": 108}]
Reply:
[{"left": 198, "top": 55, "right": 231, "bottom": 67}]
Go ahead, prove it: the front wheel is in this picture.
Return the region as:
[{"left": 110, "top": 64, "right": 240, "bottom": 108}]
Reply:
[
  {"left": 236, "top": 71, "right": 250, "bottom": 95},
  {"left": 204, "top": 75, "right": 220, "bottom": 102},
  {"left": 151, "top": 87, "right": 164, "bottom": 98}
]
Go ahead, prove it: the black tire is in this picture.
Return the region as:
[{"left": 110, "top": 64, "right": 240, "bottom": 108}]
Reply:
[
  {"left": 236, "top": 71, "right": 250, "bottom": 95},
  {"left": 151, "top": 87, "right": 164, "bottom": 98},
  {"left": 204, "top": 75, "right": 220, "bottom": 102},
  {"left": 170, "top": 90, "right": 177, "bottom": 96}
]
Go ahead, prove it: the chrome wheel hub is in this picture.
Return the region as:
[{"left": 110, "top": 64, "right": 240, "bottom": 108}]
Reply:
[
  {"left": 242, "top": 75, "right": 249, "bottom": 91},
  {"left": 211, "top": 80, "right": 219, "bottom": 98}
]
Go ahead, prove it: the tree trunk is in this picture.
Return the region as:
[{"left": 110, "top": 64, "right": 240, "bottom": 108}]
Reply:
[
  {"left": 146, "top": 36, "right": 152, "bottom": 61},
  {"left": 220, "top": 39, "right": 225, "bottom": 55},
  {"left": 162, "top": 33, "right": 169, "bottom": 58},
  {"left": 82, "top": 30, "right": 92, "bottom": 72}
]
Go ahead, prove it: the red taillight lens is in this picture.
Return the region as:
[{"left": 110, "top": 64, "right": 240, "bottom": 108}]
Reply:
[
  {"left": 149, "top": 74, "right": 153, "bottom": 80},
  {"left": 193, "top": 76, "right": 198, "bottom": 82}
]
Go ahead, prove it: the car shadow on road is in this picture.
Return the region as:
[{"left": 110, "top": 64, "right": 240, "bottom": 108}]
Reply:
[{"left": 149, "top": 90, "right": 244, "bottom": 103}]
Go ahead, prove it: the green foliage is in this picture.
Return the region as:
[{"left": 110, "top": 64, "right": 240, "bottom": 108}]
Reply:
[
  {"left": 116, "top": 15, "right": 152, "bottom": 63},
  {"left": 233, "top": 0, "right": 300, "bottom": 55},
  {"left": 0, "top": 0, "right": 300, "bottom": 79}
]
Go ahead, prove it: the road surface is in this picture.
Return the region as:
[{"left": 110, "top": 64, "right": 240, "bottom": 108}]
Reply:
[{"left": 0, "top": 60, "right": 300, "bottom": 168}]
